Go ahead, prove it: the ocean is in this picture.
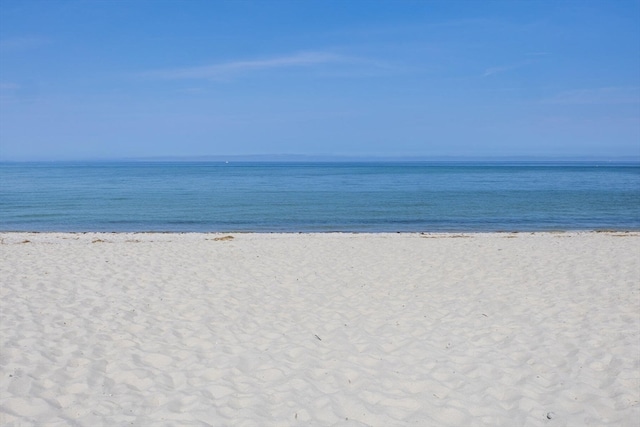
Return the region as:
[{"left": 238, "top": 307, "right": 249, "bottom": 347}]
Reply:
[{"left": 1, "top": 161, "right": 639, "bottom": 232}]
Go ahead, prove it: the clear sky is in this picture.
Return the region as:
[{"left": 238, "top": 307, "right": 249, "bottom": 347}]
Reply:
[{"left": 0, "top": 0, "right": 639, "bottom": 160}]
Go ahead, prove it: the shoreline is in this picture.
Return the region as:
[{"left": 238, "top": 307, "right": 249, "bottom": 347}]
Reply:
[
  {"left": 2, "top": 229, "right": 639, "bottom": 235},
  {"left": 1, "top": 231, "right": 638, "bottom": 425}
]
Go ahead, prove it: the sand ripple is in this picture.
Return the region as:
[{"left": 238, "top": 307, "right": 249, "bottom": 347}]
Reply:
[{"left": 1, "top": 232, "right": 639, "bottom": 426}]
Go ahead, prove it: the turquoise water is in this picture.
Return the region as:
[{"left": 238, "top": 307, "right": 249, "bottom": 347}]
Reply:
[{"left": 1, "top": 161, "right": 639, "bottom": 232}]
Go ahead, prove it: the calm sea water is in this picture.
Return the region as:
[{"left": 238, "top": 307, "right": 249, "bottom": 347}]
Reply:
[{"left": 1, "top": 161, "right": 639, "bottom": 232}]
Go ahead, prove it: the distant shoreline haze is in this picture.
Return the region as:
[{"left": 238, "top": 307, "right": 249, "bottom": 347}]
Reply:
[{"left": 2, "top": 155, "right": 640, "bottom": 164}]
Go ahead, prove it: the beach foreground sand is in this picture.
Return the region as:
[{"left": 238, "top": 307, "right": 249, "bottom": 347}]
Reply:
[{"left": 1, "top": 232, "right": 638, "bottom": 426}]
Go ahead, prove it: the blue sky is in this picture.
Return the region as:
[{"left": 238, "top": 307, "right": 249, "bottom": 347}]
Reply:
[{"left": 0, "top": 0, "right": 639, "bottom": 160}]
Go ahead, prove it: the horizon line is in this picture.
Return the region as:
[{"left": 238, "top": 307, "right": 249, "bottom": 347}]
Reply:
[{"left": 2, "top": 154, "right": 640, "bottom": 163}]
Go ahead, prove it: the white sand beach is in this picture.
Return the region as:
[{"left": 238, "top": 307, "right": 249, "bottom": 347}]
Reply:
[{"left": 1, "top": 231, "right": 638, "bottom": 426}]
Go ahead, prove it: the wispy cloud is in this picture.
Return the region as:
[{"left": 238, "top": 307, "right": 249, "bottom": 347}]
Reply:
[
  {"left": 140, "top": 51, "right": 377, "bottom": 80},
  {"left": 0, "top": 82, "right": 21, "bottom": 90},
  {"left": 526, "top": 52, "right": 550, "bottom": 57},
  {"left": 0, "top": 36, "right": 50, "bottom": 52},
  {"left": 482, "top": 52, "right": 550, "bottom": 78},
  {"left": 544, "top": 87, "right": 640, "bottom": 105},
  {"left": 483, "top": 60, "right": 531, "bottom": 77}
]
